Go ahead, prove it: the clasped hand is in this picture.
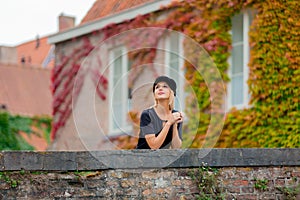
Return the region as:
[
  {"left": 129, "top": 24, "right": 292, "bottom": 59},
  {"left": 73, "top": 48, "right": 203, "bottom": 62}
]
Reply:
[{"left": 166, "top": 112, "right": 184, "bottom": 125}]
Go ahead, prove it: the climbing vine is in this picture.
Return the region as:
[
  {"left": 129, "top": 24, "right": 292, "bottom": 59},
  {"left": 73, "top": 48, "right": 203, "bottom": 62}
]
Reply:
[
  {"left": 217, "top": 0, "right": 300, "bottom": 147},
  {"left": 51, "top": 38, "right": 94, "bottom": 139},
  {"left": 0, "top": 112, "right": 51, "bottom": 150},
  {"left": 189, "top": 164, "right": 224, "bottom": 199},
  {"left": 51, "top": 0, "right": 299, "bottom": 148}
]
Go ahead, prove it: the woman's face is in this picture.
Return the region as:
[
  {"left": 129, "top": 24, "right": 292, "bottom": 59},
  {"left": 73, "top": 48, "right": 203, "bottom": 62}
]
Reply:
[{"left": 154, "top": 82, "right": 171, "bottom": 100}]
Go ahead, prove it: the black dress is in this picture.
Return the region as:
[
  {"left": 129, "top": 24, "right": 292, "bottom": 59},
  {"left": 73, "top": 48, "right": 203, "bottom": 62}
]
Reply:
[{"left": 136, "top": 107, "right": 182, "bottom": 149}]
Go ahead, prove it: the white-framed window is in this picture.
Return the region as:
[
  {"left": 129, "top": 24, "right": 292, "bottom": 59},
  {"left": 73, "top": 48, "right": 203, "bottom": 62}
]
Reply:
[
  {"left": 109, "top": 46, "right": 131, "bottom": 135},
  {"left": 165, "top": 32, "right": 186, "bottom": 111},
  {"left": 228, "top": 10, "right": 255, "bottom": 109}
]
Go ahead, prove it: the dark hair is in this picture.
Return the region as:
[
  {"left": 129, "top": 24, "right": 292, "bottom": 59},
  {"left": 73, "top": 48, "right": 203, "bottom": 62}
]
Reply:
[{"left": 152, "top": 76, "right": 177, "bottom": 96}]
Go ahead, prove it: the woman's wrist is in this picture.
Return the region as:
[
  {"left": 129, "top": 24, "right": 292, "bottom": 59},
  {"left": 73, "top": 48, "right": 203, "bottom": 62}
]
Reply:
[{"left": 165, "top": 120, "right": 173, "bottom": 126}]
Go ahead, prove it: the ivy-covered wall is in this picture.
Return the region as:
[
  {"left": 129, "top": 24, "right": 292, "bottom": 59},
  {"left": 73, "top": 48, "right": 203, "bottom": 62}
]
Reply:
[
  {"left": 216, "top": 0, "right": 299, "bottom": 147},
  {"left": 0, "top": 112, "right": 51, "bottom": 150},
  {"left": 50, "top": 0, "right": 299, "bottom": 148},
  {"left": 162, "top": 0, "right": 299, "bottom": 148}
]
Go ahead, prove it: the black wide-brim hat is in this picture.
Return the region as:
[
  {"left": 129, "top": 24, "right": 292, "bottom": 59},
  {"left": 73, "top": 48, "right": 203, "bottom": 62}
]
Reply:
[{"left": 152, "top": 76, "right": 177, "bottom": 96}]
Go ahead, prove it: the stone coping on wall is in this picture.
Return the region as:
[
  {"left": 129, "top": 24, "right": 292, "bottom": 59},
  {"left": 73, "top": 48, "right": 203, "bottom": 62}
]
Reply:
[{"left": 0, "top": 148, "right": 299, "bottom": 171}]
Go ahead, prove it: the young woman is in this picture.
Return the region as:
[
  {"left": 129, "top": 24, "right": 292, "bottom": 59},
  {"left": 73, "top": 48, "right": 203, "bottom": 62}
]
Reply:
[{"left": 136, "top": 76, "right": 183, "bottom": 149}]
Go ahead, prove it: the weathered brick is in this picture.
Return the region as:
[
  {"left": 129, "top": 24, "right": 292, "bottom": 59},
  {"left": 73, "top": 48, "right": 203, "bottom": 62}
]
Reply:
[
  {"left": 58, "top": 173, "right": 77, "bottom": 180},
  {"left": 142, "top": 171, "right": 159, "bottom": 179},
  {"left": 274, "top": 178, "right": 285, "bottom": 187},
  {"left": 275, "top": 194, "right": 285, "bottom": 200},
  {"left": 157, "top": 171, "right": 175, "bottom": 178},
  {"left": 291, "top": 170, "right": 300, "bottom": 178},
  {"left": 46, "top": 173, "right": 58, "bottom": 180},
  {"left": 221, "top": 179, "right": 232, "bottom": 186},
  {"left": 189, "top": 185, "right": 199, "bottom": 193},
  {"left": 258, "top": 193, "right": 276, "bottom": 200},
  {"left": 172, "top": 179, "right": 181, "bottom": 186},
  {"left": 0, "top": 181, "right": 10, "bottom": 190},
  {"left": 120, "top": 187, "right": 139, "bottom": 196},
  {"left": 238, "top": 167, "right": 253, "bottom": 179},
  {"left": 182, "top": 179, "right": 194, "bottom": 186},
  {"left": 154, "top": 177, "right": 169, "bottom": 188},
  {"left": 95, "top": 188, "right": 111, "bottom": 197},
  {"left": 232, "top": 180, "right": 249, "bottom": 186},
  {"left": 286, "top": 178, "right": 297, "bottom": 186},
  {"left": 177, "top": 169, "right": 190, "bottom": 177},
  {"left": 241, "top": 186, "right": 254, "bottom": 193},
  {"left": 74, "top": 189, "right": 98, "bottom": 197},
  {"left": 236, "top": 194, "right": 258, "bottom": 200},
  {"left": 226, "top": 186, "right": 240, "bottom": 193},
  {"left": 178, "top": 195, "right": 189, "bottom": 200},
  {"left": 154, "top": 188, "right": 168, "bottom": 194},
  {"left": 120, "top": 179, "right": 135, "bottom": 188},
  {"left": 0, "top": 155, "right": 298, "bottom": 199},
  {"left": 257, "top": 173, "right": 272, "bottom": 180},
  {"left": 110, "top": 171, "right": 130, "bottom": 178},
  {"left": 107, "top": 180, "right": 119, "bottom": 187},
  {"left": 85, "top": 179, "right": 104, "bottom": 189},
  {"left": 137, "top": 179, "right": 153, "bottom": 188},
  {"left": 142, "top": 189, "right": 152, "bottom": 196}
]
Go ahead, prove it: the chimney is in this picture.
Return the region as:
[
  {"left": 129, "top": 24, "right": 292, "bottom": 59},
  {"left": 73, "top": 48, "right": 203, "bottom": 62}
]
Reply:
[
  {"left": 58, "top": 13, "right": 75, "bottom": 31},
  {"left": 0, "top": 46, "right": 17, "bottom": 64}
]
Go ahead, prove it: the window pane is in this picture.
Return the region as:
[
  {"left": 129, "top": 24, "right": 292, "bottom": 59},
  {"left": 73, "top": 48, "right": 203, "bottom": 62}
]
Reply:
[
  {"left": 232, "top": 44, "right": 244, "bottom": 74},
  {"left": 110, "top": 48, "right": 132, "bottom": 132},
  {"left": 169, "top": 32, "right": 180, "bottom": 70},
  {"left": 231, "top": 75, "right": 244, "bottom": 105},
  {"left": 232, "top": 13, "right": 243, "bottom": 43},
  {"left": 113, "top": 103, "right": 123, "bottom": 129},
  {"left": 127, "top": 63, "right": 132, "bottom": 121},
  {"left": 174, "top": 97, "right": 183, "bottom": 111},
  {"left": 114, "top": 49, "right": 122, "bottom": 57},
  {"left": 112, "top": 49, "right": 124, "bottom": 130},
  {"left": 168, "top": 33, "right": 185, "bottom": 111},
  {"left": 169, "top": 32, "right": 180, "bottom": 65},
  {"left": 113, "top": 82, "right": 122, "bottom": 100},
  {"left": 113, "top": 54, "right": 122, "bottom": 102},
  {"left": 170, "top": 33, "right": 179, "bottom": 52},
  {"left": 170, "top": 52, "right": 179, "bottom": 63},
  {"left": 114, "top": 56, "right": 122, "bottom": 79}
]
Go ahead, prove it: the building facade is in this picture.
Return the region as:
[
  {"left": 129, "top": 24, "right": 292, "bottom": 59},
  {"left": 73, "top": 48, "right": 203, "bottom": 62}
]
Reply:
[{"left": 48, "top": 0, "right": 299, "bottom": 150}]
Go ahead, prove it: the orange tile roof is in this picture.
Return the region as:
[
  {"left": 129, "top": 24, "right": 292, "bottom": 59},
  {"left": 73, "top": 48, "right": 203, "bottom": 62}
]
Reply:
[
  {"left": 0, "top": 63, "right": 52, "bottom": 116},
  {"left": 80, "top": 0, "right": 155, "bottom": 24},
  {"left": 16, "top": 36, "right": 54, "bottom": 68}
]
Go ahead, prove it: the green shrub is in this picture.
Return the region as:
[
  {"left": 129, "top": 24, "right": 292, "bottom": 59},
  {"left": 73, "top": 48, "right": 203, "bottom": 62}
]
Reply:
[{"left": 0, "top": 112, "right": 21, "bottom": 150}]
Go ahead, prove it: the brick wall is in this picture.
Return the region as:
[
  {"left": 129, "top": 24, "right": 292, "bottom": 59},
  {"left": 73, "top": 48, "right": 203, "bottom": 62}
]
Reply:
[{"left": 0, "top": 149, "right": 299, "bottom": 199}]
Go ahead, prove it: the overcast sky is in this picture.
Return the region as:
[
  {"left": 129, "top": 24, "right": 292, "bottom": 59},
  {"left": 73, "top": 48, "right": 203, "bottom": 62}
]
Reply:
[{"left": 0, "top": 0, "right": 96, "bottom": 46}]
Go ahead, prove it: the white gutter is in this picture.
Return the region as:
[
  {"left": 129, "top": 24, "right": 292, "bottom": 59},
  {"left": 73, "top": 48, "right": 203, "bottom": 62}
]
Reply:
[{"left": 48, "top": 0, "right": 173, "bottom": 44}]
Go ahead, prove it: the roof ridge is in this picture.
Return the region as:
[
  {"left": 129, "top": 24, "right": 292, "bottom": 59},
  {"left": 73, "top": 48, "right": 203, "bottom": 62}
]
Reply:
[
  {"left": 15, "top": 35, "right": 49, "bottom": 47},
  {"left": 80, "top": 0, "right": 156, "bottom": 25},
  {"left": 0, "top": 62, "right": 51, "bottom": 71}
]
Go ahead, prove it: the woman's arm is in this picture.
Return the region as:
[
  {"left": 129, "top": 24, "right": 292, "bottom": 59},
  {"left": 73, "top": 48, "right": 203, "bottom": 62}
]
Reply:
[
  {"left": 171, "top": 123, "right": 182, "bottom": 148},
  {"left": 145, "top": 112, "right": 182, "bottom": 149},
  {"left": 145, "top": 121, "right": 172, "bottom": 149}
]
